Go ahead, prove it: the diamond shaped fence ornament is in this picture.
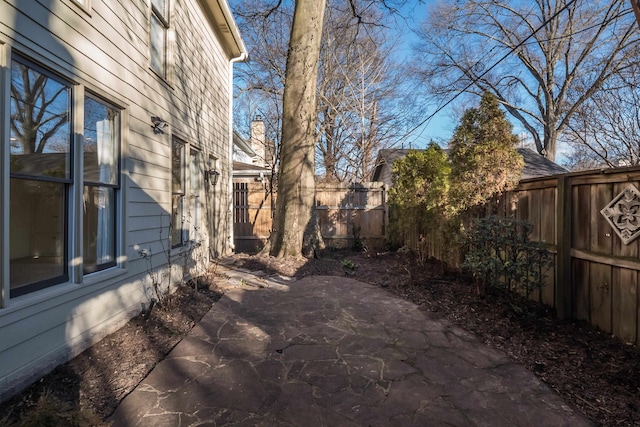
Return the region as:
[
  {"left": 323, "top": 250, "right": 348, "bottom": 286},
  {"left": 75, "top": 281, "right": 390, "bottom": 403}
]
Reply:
[{"left": 601, "top": 184, "right": 640, "bottom": 245}]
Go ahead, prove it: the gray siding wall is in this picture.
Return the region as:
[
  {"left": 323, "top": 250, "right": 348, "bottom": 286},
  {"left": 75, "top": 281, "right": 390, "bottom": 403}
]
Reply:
[{"left": 0, "top": 0, "right": 237, "bottom": 401}]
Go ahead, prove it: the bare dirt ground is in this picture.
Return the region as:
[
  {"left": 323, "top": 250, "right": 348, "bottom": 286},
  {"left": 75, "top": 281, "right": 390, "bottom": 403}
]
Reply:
[{"left": 1, "top": 249, "right": 639, "bottom": 426}]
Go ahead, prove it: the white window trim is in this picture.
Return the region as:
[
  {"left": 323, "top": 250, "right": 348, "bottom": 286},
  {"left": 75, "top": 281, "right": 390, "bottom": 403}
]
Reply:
[{"left": 149, "top": 0, "right": 174, "bottom": 84}]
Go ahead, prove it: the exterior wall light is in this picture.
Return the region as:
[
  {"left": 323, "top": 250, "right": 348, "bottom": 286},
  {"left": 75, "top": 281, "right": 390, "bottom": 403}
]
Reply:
[
  {"left": 205, "top": 169, "right": 220, "bottom": 186},
  {"left": 151, "top": 116, "right": 169, "bottom": 134}
]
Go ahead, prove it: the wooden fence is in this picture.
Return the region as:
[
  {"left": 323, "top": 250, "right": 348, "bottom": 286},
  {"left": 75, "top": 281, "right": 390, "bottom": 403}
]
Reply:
[
  {"left": 483, "top": 168, "right": 640, "bottom": 346},
  {"left": 233, "top": 181, "right": 387, "bottom": 253}
]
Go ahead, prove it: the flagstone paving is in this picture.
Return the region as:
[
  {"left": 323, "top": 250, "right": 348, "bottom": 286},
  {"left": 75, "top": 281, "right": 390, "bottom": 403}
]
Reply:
[{"left": 110, "top": 267, "right": 592, "bottom": 426}]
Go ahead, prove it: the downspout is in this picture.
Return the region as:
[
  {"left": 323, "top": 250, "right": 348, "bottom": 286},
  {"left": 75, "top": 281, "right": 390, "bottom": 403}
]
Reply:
[{"left": 228, "top": 51, "right": 247, "bottom": 253}]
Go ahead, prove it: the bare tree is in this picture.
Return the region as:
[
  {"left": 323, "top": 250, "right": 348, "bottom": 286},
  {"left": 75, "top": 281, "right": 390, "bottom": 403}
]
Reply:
[
  {"left": 316, "top": 2, "right": 417, "bottom": 182},
  {"left": 234, "top": 0, "right": 414, "bottom": 257},
  {"left": 415, "top": 0, "right": 639, "bottom": 161},
  {"left": 564, "top": 65, "right": 640, "bottom": 169},
  {"left": 11, "top": 63, "right": 69, "bottom": 154},
  {"left": 232, "top": 1, "right": 290, "bottom": 173}
]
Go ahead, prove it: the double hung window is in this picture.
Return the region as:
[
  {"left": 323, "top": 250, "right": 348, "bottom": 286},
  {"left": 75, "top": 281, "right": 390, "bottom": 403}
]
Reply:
[
  {"left": 82, "top": 96, "right": 120, "bottom": 274},
  {"left": 171, "top": 138, "right": 185, "bottom": 247},
  {"left": 8, "top": 54, "right": 121, "bottom": 297},
  {"left": 189, "top": 148, "right": 202, "bottom": 242},
  {"left": 10, "top": 56, "right": 72, "bottom": 296},
  {"left": 171, "top": 138, "right": 202, "bottom": 248}
]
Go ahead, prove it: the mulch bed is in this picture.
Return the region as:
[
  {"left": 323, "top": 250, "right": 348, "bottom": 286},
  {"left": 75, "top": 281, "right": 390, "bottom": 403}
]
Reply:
[{"left": 0, "top": 279, "right": 223, "bottom": 426}]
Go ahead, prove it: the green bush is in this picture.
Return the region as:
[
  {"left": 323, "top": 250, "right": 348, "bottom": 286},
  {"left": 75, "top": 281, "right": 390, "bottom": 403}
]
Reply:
[
  {"left": 388, "top": 143, "right": 451, "bottom": 256},
  {"left": 449, "top": 92, "right": 523, "bottom": 213},
  {"left": 388, "top": 93, "right": 524, "bottom": 265},
  {"left": 462, "top": 215, "right": 551, "bottom": 298}
]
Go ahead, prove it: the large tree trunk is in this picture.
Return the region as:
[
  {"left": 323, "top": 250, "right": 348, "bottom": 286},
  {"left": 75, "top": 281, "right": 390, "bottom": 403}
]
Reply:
[{"left": 268, "top": 0, "right": 326, "bottom": 258}]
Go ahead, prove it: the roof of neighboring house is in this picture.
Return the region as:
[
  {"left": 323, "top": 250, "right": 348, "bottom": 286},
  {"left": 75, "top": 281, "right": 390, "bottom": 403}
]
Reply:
[
  {"left": 233, "top": 131, "right": 256, "bottom": 158},
  {"left": 517, "top": 148, "right": 568, "bottom": 179},
  {"left": 371, "top": 147, "right": 568, "bottom": 184},
  {"left": 232, "top": 161, "right": 269, "bottom": 172},
  {"left": 371, "top": 149, "right": 411, "bottom": 182},
  {"left": 232, "top": 132, "right": 271, "bottom": 177}
]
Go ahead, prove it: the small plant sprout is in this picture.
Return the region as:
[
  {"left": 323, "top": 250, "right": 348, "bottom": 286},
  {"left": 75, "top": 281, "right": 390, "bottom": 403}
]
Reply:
[{"left": 342, "top": 259, "right": 358, "bottom": 275}]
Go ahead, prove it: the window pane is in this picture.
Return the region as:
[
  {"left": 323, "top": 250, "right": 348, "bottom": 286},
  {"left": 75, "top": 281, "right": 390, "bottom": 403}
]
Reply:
[
  {"left": 84, "top": 97, "right": 119, "bottom": 185},
  {"left": 10, "top": 59, "right": 71, "bottom": 179},
  {"left": 171, "top": 194, "right": 184, "bottom": 246},
  {"left": 83, "top": 186, "right": 116, "bottom": 273},
  {"left": 172, "top": 140, "right": 183, "bottom": 193},
  {"left": 10, "top": 178, "right": 66, "bottom": 295},
  {"left": 190, "top": 149, "right": 201, "bottom": 195},
  {"left": 150, "top": 14, "right": 165, "bottom": 76}
]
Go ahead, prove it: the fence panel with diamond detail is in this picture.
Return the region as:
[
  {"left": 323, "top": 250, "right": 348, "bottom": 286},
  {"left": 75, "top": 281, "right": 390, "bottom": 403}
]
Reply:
[{"left": 416, "top": 167, "right": 640, "bottom": 346}]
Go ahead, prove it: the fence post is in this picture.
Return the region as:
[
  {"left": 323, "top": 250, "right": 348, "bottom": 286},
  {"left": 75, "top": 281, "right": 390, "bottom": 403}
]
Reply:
[
  {"left": 555, "top": 175, "right": 572, "bottom": 319},
  {"left": 382, "top": 184, "right": 388, "bottom": 239}
]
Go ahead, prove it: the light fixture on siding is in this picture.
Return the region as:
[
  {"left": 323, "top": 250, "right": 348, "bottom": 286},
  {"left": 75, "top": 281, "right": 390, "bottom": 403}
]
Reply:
[
  {"left": 151, "top": 116, "right": 169, "bottom": 134},
  {"left": 205, "top": 169, "right": 220, "bottom": 186}
]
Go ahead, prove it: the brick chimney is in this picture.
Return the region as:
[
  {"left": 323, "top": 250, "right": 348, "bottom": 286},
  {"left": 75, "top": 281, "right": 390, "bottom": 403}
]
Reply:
[{"left": 250, "top": 116, "right": 265, "bottom": 168}]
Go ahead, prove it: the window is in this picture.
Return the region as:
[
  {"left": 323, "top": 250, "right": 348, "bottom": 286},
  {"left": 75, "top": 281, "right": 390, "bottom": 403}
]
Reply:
[
  {"left": 150, "top": 0, "right": 170, "bottom": 79},
  {"left": 233, "top": 183, "right": 249, "bottom": 224},
  {"left": 82, "top": 96, "right": 120, "bottom": 274},
  {"left": 171, "top": 138, "right": 202, "bottom": 248},
  {"left": 9, "top": 56, "right": 72, "bottom": 296},
  {"left": 171, "top": 138, "right": 185, "bottom": 247},
  {"left": 189, "top": 149, "right": 202, "bottom": 241},
  {"left": 8, "top": 54, "right": 121, "bottom": 297}
]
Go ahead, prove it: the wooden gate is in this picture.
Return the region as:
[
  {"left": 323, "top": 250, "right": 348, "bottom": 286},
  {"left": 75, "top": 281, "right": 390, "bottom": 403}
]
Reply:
[{"left": 233, "top": 181, "right": 273, "bottom": 253}]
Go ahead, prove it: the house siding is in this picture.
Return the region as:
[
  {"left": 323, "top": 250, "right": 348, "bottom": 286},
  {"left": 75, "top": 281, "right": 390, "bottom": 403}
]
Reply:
[{"left": 0, "top": 0, "right": 244, "bottom": 401}]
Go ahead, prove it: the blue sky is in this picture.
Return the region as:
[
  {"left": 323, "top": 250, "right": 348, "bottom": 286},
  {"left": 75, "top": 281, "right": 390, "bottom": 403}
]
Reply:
[{"left": 387, "top": 1, "right": 461, "bottom": 148}]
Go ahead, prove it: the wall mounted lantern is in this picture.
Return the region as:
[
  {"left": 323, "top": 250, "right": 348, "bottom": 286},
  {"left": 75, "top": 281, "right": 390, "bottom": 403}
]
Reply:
[
  {"left": 151, "top": 116, "right": 169, "bottom": 134},
  {"left": 205, "top": 169, "right": 220, "bottom": 186}
]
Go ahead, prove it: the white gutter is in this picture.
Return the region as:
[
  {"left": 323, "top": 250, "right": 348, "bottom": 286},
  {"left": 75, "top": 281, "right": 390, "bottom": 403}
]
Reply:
[
  {"left": 217, "top": 0, "right": 247, "bottom": 57},
  {"left": 200, "top": 0, "right": 247, "bottom": 58}
]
